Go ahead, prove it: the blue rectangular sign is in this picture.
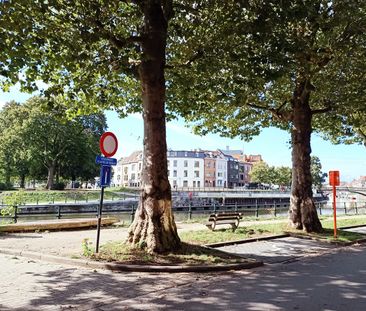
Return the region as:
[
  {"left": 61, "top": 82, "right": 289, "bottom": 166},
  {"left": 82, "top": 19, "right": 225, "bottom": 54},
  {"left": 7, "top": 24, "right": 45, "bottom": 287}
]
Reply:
[
  {"left": 100, "top": 165, "right": 112, "bottom": 187},
  {"left": 96, "top": 155, "right": 117, "bottom": 166}
]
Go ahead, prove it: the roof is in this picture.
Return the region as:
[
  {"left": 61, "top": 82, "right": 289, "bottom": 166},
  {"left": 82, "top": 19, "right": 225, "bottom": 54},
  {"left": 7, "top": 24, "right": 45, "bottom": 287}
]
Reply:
[{"left": 120, "top": 151, "right": 143, "bottom": 164}]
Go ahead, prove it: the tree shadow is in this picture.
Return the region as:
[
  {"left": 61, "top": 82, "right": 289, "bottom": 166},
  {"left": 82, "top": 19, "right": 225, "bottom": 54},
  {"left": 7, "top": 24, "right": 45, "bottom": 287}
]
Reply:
[{"left": 4, "top": 245, "right": 365, "bottom": 310}]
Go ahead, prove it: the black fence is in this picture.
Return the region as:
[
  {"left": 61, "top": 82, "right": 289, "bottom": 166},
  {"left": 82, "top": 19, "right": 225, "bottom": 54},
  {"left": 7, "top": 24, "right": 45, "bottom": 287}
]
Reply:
[{"left": 4, "top": 200, "right": 363, "bottom": 225}]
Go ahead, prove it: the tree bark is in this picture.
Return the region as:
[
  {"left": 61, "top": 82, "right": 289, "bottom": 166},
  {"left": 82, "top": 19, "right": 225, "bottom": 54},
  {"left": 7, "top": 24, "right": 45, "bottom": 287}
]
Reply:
[
  {"left": 127, "top": 1, "right": 180, "bottom": 253},
  {"left": 46, "top": 162, "right": 55, "bottom": 190},
  {"left": 289, "top": 79, "right": 323, "bottom": 232}
]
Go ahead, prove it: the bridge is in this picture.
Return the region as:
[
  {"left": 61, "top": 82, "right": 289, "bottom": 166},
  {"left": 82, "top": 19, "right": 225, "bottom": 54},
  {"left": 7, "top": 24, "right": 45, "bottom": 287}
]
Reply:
[{"left": 321, "top": 187, "right": 366, "bottom": 197}]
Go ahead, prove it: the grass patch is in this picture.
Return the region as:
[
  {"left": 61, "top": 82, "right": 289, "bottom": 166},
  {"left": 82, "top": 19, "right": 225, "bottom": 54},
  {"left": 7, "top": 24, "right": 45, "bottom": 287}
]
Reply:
[
  {"left": 90, "top": 241, "right": 251, "bottom": 266},
  {"left": 180, "top": 216, "right": 366, "bottom": 245},
  {"left": 180, "top": 223, "right": 288, "bottom": 245},
  {"left": 285, "top": 228, "right": 366, "bottom": 243},
  {"left": 322, "top": 215, "right": 366, "bottom": 229},
  {"left": 0, "top": 190, "right": 124, "bottom": 204}
]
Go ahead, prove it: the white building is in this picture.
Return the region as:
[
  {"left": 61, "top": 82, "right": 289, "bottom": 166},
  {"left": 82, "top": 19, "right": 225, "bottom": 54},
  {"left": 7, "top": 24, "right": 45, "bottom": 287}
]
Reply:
[
  {"left": 167, "top": 150, "right": 205, "bottom": 188},
  {"left": 214, "top": 152, "right": 228, "bottom": 187},
  {"left": 113, "top": 151, "right": 143, "bottom": 187}
]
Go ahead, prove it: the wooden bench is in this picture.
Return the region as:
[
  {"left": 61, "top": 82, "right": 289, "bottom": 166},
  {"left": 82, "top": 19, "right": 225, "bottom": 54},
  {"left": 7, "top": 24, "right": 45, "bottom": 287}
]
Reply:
[{"left": 205, "top": 212, "right": 242, "bottom": 232}]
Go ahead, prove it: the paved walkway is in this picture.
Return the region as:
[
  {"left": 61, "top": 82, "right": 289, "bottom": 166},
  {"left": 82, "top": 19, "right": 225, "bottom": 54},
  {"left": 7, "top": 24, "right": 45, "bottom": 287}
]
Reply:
[{"left": 1, "top": 220, "right": 366, "bottom": 310}]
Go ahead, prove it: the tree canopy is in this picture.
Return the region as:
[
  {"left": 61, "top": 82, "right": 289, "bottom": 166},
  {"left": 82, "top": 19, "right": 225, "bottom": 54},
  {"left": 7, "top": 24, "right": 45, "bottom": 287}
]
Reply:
[
  {"left": 167, "top": 0, "right": 366, "bottom": 232},
  {"left": 1, "top": 0, "right": 364, "bottom": 241}
]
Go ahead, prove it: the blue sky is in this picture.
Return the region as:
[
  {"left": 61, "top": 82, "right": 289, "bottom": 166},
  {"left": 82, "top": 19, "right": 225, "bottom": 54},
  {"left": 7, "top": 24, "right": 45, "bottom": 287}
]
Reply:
[{"left": 1, "top": 85, "right": 365, "bottom": 182}]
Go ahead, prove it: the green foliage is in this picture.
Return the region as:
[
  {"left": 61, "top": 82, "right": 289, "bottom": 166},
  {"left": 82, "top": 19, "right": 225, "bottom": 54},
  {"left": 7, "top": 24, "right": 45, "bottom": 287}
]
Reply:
[
  {"left": 311, "top": 156, "right": 327, "bottom": 189},
  {"left": 0, "top": 183, "right": 13, "bottom": 191},
  {"left": 81, "top": 238, "right": 94, "bottom": 257},
  {"left": 2, "top": 190, "right": 25, "bottom": 207},
  {"left": 0, "top": 190, "right": 25, "bottom": 218},
  {"left": 249, "top": 162, "right": 292, "bottom": 186},
  {"left": 51, "top": 182, "right": 66, "bottom": 191},
  {"left": 0, "top": 97, "right": 107, "bottom": 188},
  {"left": 168, "top": 1, "right": 366, "bottom": 144},
  {"left": 0, "top": 190, "right": 120, "bottom": 205}
]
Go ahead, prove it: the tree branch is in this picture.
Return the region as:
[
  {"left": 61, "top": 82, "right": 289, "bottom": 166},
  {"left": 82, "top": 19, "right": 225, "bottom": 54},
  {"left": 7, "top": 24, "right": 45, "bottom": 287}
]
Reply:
[
  {"left": 247, "top": 102, "right": 293, "bottom": 121},
  {"left": 93, "top": 19, "right": 143, "bottom": 50},
  {"left": 165, "top": 49, "right": 204, "bottom": 69},
  {"left": 311, "top": 106, "right": 332, "bottom": 115}
]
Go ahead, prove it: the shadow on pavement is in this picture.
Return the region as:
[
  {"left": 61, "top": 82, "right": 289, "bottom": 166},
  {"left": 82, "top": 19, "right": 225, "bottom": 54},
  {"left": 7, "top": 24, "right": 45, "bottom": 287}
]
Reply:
[{"left": 10, "top": 245, "right": 366, "bottom": 310}]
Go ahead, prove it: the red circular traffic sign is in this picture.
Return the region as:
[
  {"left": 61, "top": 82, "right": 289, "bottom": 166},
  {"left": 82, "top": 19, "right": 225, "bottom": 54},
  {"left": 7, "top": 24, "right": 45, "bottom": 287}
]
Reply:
[{"left": 99, "top": 132, "right": 118, "bottom": 157}]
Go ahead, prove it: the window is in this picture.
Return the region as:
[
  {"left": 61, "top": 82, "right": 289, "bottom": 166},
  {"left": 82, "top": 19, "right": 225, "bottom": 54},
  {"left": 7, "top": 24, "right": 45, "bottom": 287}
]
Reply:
[
  {"left": 197, "top": 181, "right": 200, "bottom": 187},
  {"left": 173, "top": 170, "right": 177, "bottom": 177},
  {"left": 193, "top": 181, "right": 196, "bottom": 187},
  {"left": 173, "top": 180, "right": 177, "bottom": 186},
  {"left": 124, "top": 167, "right": 128, "bottom": 174},
  {"left": 173, "top": 160, "right": 177, "bottom": 167},
  {"left": 168, "top": 170, "right": 170, "bottom": 176},
  {"left": 131, "top": 173, "right": 136, "bottom": 180},
  {"left": 183, "top": 180, "right": 188, "bottom": 187},
  {"left": 194, "top": 171, "right": 199, "bottom": 178},
  {"left": 194, "top": 161, "right": 199, "bottom": 168},
  {"left": 138, "top": 163, "right": 142, "bottom": 170},
  {"left": 218, "top": 172, "right": 223, "bottom": 177},
  {"left": 167, "top": 160, "right": 170, "bottom": 167},
  {"left": 184, "top": 170, "right": 188, "bottom": 177},
  {"left": 184, "top": 160, "right": 188, "bottom": 167},
  {"left": 131, "top": 164, "right": 136, "bottom": 171}
]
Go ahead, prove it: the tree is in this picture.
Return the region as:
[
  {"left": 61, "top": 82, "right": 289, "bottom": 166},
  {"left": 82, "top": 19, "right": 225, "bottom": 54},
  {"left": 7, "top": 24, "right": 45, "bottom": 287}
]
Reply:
[
  {"left": 169, "top": 1, "right": 366, "bottom": 232},
  {"left": 249, "top": 162, "right": 272, "bottom": 184},
  {"left": 0, "top": 101, "right": 31, "bottom": 187},
  {"left": 250, "top": 162, "right": 292, "bottom": 187},
  {"left": 0, "top": 0, "right": 207, "bottom": 252},
  {"left": 0, "top": 97, "right": 107, "bottom": 189},
  {"left": 311, "top": 156, "right": 327, "bottom": 190},
  {"left": 275, "top": 167, "right": 292, "bottom": 188}
]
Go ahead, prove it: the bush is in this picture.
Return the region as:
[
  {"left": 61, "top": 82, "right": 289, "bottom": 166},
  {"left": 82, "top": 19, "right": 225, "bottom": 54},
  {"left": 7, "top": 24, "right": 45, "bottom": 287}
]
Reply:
[
  {"left": 0, "top": 182, "right": 13, "bottom": 191},
  {"left": 51, "top": 182, "right": 65, "bottom": 190}
]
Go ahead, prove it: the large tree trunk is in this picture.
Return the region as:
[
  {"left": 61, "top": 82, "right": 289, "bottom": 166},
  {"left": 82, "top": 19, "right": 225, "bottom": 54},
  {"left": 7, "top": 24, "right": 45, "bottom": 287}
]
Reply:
[
  {"left": 46, "top": 162, "right": 55, "bottom": 190},
  {"left": 127, "top": 1, "right": 180, "bottom": 253},
  {"left": 289, "top": 80, "right": 323, "bottom": 232},
  {"left": 19, "top": 174, "right": 26, "bottom": 188}
]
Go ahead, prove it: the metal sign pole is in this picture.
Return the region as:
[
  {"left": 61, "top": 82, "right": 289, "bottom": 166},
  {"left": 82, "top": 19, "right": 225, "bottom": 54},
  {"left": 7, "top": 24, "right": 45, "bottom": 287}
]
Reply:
[
  {"left": 95, "top": 131, "right": 118, "bottom": 254},
  {"left": 96, "top": 185, "right": 105, "bottom": 253},
  {"left": 333, "top": 184, "right": 337, "bottom": 238}
]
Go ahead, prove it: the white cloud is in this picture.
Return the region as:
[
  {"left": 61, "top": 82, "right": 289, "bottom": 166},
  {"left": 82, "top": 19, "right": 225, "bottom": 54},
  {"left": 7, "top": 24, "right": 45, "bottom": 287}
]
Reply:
[{"left": 0, "top": 100, "right": 6, "bottom": 109}]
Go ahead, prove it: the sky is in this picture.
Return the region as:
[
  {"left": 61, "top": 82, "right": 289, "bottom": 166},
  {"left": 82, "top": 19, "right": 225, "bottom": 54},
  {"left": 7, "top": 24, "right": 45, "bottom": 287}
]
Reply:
[{"left": 1, "top": 85, "right": 365, "bottom": 183}]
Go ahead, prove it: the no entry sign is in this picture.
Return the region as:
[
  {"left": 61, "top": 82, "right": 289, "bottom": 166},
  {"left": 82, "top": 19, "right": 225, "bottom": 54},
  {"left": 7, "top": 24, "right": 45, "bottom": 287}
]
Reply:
[{"left": 99, "top": 132, "right": 118, "bottom": 158}]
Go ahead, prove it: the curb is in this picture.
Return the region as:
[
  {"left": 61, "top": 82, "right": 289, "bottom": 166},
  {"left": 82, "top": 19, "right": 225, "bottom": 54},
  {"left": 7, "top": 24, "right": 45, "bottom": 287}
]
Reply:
[
  {"left": 284, "top": 232, "right": 366, "bottom": 247},
  {"left": 205, "top": 234, "right": 290, "bottom": 248},
  {"left": 0, "top": 247, "right": 263, "bottom": 273}
]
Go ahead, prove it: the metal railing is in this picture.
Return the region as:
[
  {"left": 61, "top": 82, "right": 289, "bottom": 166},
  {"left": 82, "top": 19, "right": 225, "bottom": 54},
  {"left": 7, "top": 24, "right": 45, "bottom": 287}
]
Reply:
[{"left": 1, "top": 200, "right": 346, "bottom": 225}]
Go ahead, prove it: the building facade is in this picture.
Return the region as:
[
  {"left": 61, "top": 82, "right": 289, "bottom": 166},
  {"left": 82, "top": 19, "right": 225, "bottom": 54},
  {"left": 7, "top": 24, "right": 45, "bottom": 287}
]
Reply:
[
  {"left": 167, "top": 150, "right": 205, "bottom": 188},
  {"left": 113, "top": 148, "right": 261, "bottom": 189},
  {"left": 113, "top": 151, "right": 143, "bottom": 187}
]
